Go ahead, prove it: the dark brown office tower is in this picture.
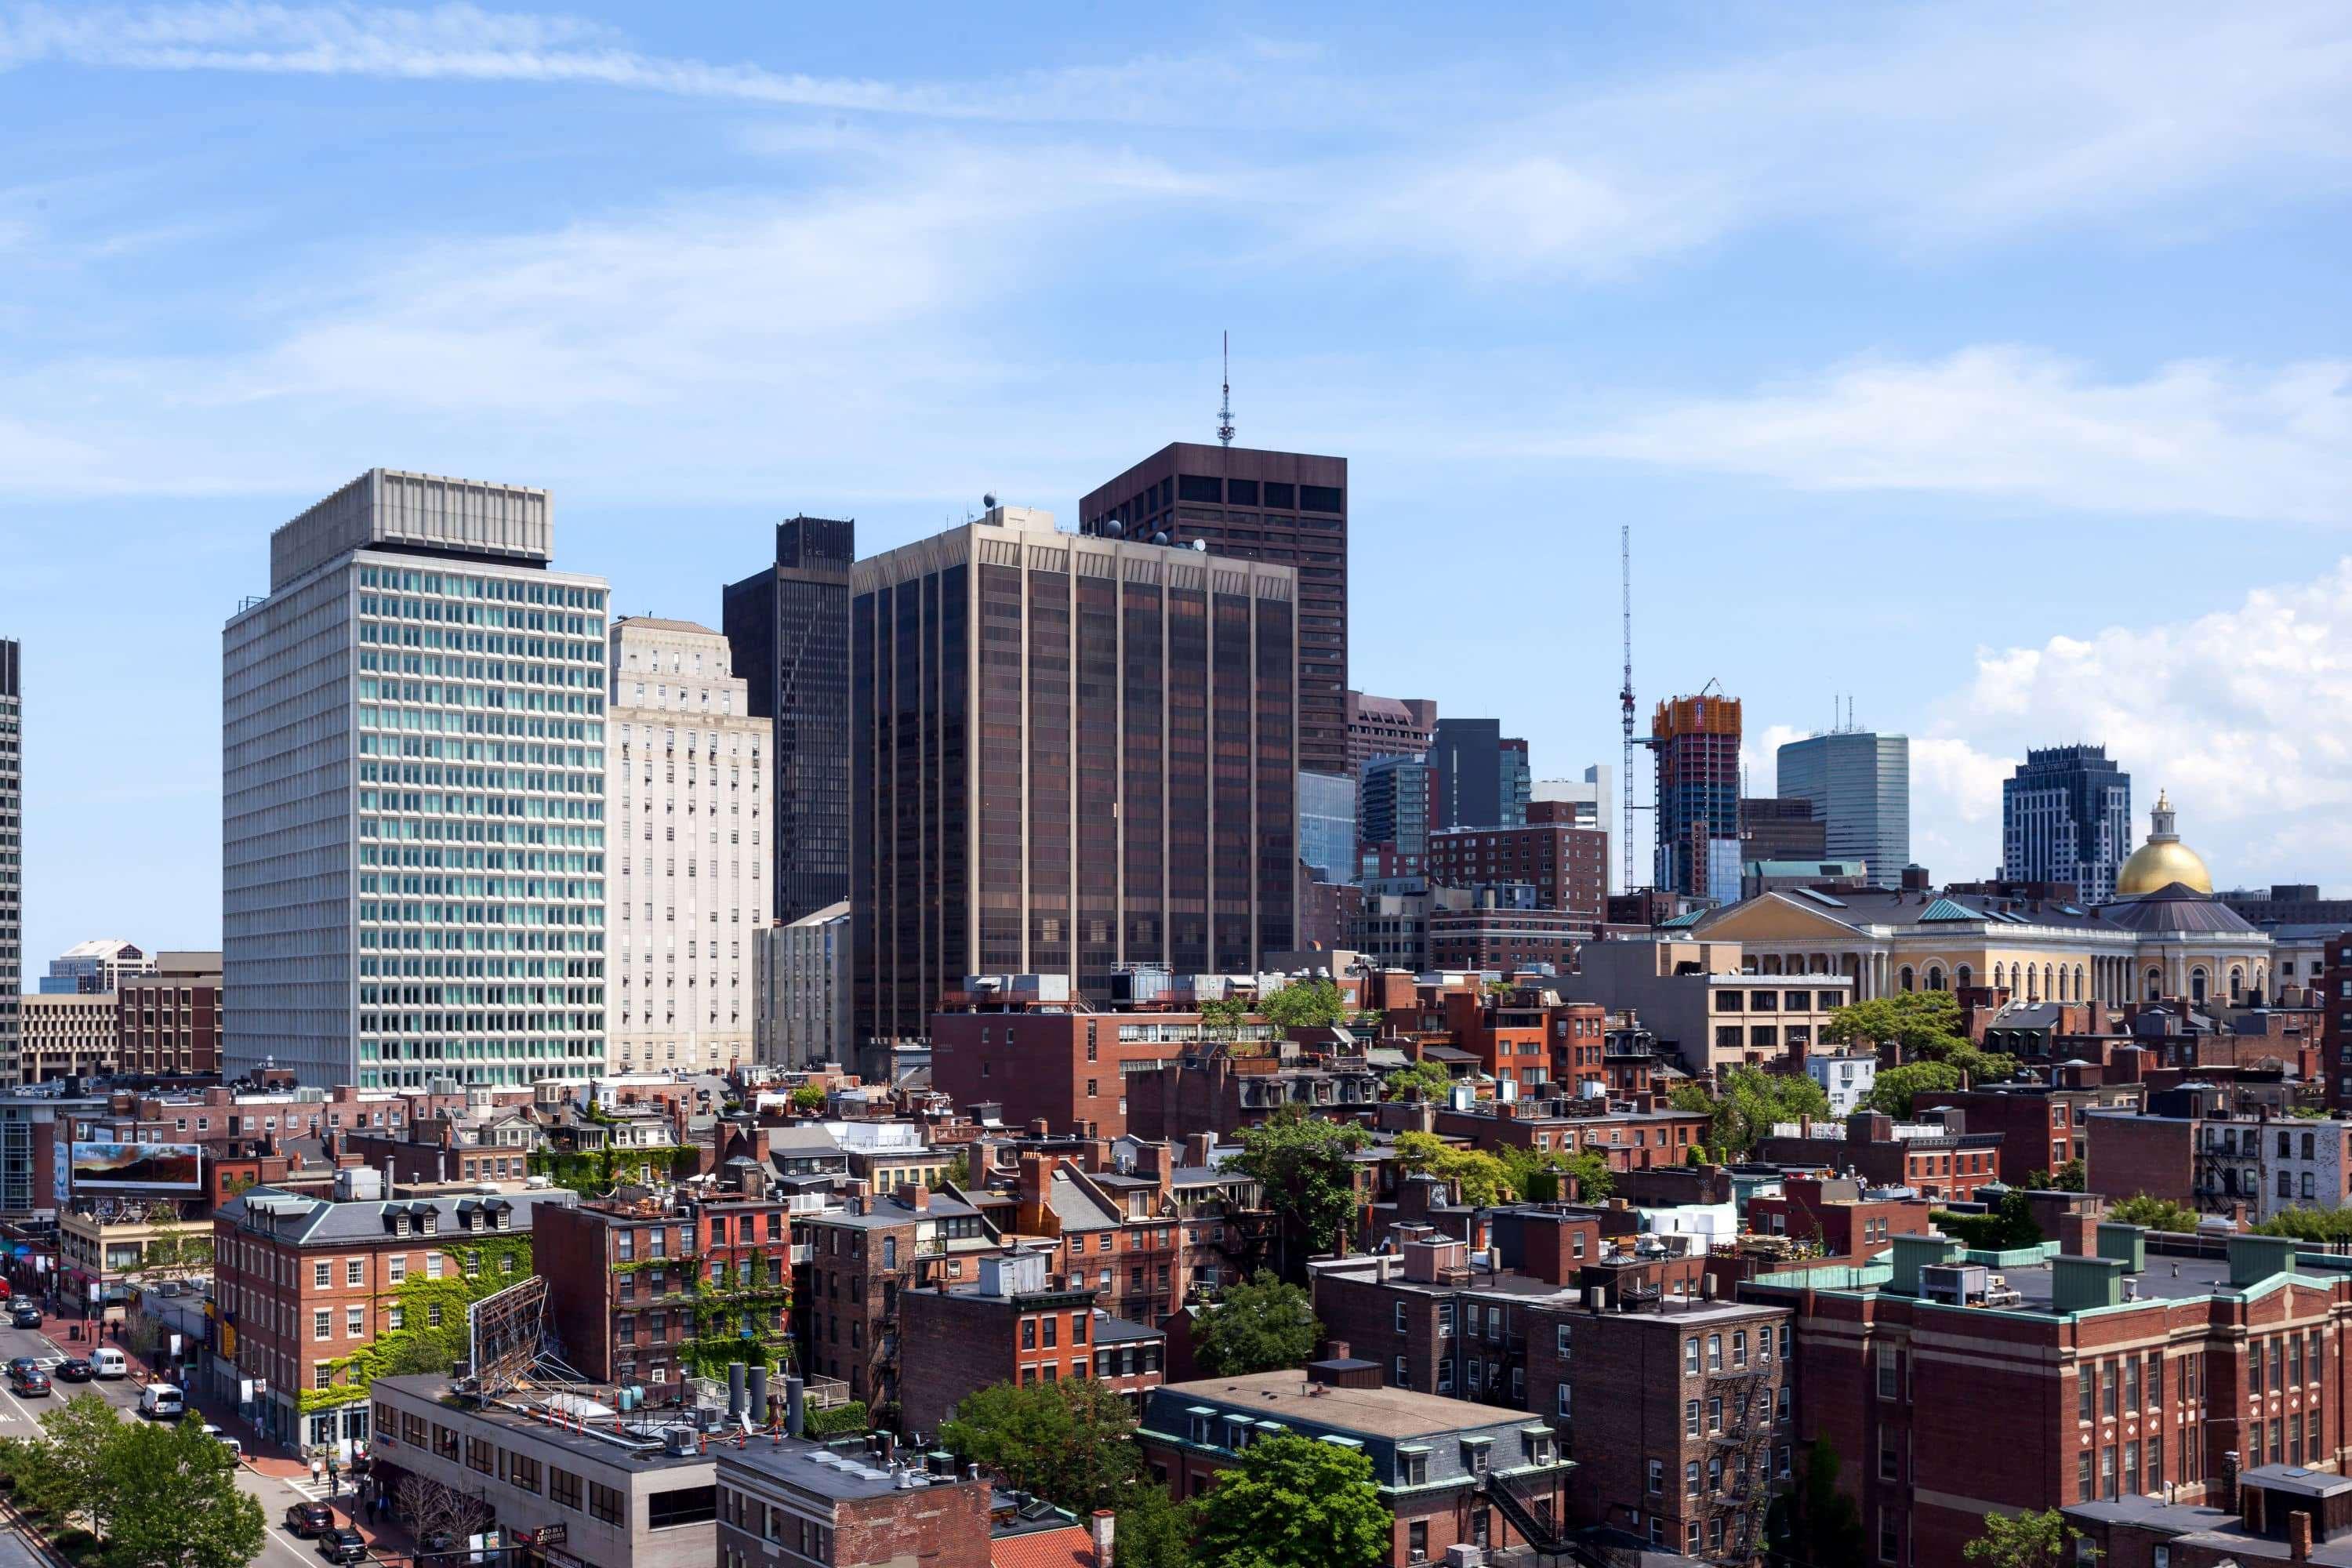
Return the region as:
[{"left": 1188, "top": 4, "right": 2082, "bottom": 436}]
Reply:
[
  {"left": 724, "top": 516, "right": 855, "bottom": 922},
  {"left": 852, "top": 507, "right": 1298, "bottom": 1045},
  {"left": 1080, "top": 443, "right": 1347, "bottom": 775},
  {"left": 1740, "top": 796, "right": 1826, "bottom": 862}
]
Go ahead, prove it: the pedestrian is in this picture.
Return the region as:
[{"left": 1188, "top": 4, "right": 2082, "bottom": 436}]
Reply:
[{"left": 310, "top": 1456, "right": 324, "bottom": 1486}]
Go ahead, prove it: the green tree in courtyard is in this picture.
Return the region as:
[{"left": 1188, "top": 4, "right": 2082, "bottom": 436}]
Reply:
[
  {"left": 1192, "top": 1273, "right": 1322, "bottom": 1378},
  {"left": 1232, "top": 1107, "right": 1370, "bottom": 1272},
  {"left": 1113, "top": 1482, "right": 1194, "bottom": 1568},
  {"left": 1190, "top": 1432, "right": 1389, "bottom": 1568},
  {"left": 940, "top": 1377, "right": 1138, "bottom": 1515},
  {"left": 2107, "top": 1193, "right": 2200, "bottom": 1233},
  {"left": 1962, "top": 1508, "right": 2082, "bottom": 1568}
]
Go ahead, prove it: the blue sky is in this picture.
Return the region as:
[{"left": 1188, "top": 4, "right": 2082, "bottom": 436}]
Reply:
[{"left": 2, "top": 2, "right": 2349, "bottom": 967}]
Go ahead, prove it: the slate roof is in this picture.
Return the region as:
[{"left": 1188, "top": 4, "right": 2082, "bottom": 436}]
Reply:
[
  {"left": 217, "top": 1185, "right": 576, "bottom": 1245},
  {"left": 2100, "top": 882, "right": 2263, "bottom": 934}
]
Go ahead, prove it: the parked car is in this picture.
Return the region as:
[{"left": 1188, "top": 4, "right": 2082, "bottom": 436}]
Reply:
[
  {"left": 54, "top": 1358, "right": 91, "bottom": 1382},
  {"left": 198, "top": 1422, "right": 241, "bottom": 1457},
  {"left": 9, "top": 1367, "right": 50, "bottom": 1396},
  {"left": 314, "top": 1526, "right": 367, "bottom": 1563},
  {"left": 5, "top": 1357, "right": 36, "bottom": 1380},
  {"left": 9, "top": 1302, "right": 41, "bottom": 1329},
  {"left": 285, "top": 1501, "right": 334, "bottom": 1537}
]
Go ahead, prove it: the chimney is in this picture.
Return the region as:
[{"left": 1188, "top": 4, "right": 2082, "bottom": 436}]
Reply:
[
  {"left": 2057, "top": 1212, "right": 2099, "bottom": 1258},
  {"left": 1091, "top": 1509, "right": 1116, "bottom": 1568},
  {"left": 895, "top": 1183, "right": 929, "bottom": 1213},
  {"left": 2291, "top": 1507, "right": 2313, "bottom": 1564}
]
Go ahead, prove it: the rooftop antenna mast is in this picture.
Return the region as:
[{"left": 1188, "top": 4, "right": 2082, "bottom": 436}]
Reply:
[{"left": 1217, "top": 331, "right": 1236, "bottom": 448}]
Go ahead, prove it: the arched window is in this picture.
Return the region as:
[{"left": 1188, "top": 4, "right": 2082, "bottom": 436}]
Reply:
[
  {"left": 2045, "top": 964, "right": 2056, "bottom": 1001},
  {"left": 2191, "top": 967, "right": 2209, "bottom": 1004},
  {"left": 1957, "top": 964, "right": 1974, "bottom": 990},
  {"left": 2074, "top": 965, "right": 2085, "bottom": 1003},
  {"left": 1926, "top": 967, "right": 1946, "bottom": 992},
  {"left": 1899, "top": 967, "right": 1915, "bottom": 993},
  {"left": 2230, "top": 967, "right": 2245, "bottom": 1002},
  {"left": 1761, "top": 955, "right": 1781, "bottom": 976},
  {"left": 1992, "top": 964, "right": 2005, "bottom": 990},
  {"left": 2145, "top": 967, "right": 2162, "bottom": 1001}
]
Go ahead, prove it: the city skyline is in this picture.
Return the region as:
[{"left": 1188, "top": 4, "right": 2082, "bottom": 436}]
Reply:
[{"left": 4, "top": 3, "right": 2350, "bottom": 965}]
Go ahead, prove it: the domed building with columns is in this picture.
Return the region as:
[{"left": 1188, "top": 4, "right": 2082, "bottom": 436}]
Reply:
[
  {"left": 2097, "top": 790, "right": 2271, "bottom": 1006},
  {"left": 1681, "top": 790, "right": 2271, "bottom": 1009}
]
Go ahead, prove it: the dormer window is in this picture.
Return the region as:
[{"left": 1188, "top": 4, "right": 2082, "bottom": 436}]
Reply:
[
  {"left": 494, "top": 1206, "right": 511, "bottom": 1231},
  {"left": 419, "top": 1209, "right": 438, "bottom": 1235},
  {"left": 393, "top": 1214, "right": 410, "bottom": 1237}
]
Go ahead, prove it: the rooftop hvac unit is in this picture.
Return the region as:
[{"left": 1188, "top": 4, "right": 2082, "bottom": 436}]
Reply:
[{"left": 662, "top": 1425, "right": 698, "bottom": 1457}]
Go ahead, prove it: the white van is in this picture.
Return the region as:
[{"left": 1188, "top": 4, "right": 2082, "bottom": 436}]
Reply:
[
  {"left": 89, "top": 1348, "right": 126, "bottom": 1379},
  {"left": 136, "top": 1384, "right": 183, "bottom": 1420}
]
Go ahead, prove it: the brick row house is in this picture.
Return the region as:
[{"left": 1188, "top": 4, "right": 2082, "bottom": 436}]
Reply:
[{"left": 794, "top": 1186, "right": 1000, "bottom": 1421}]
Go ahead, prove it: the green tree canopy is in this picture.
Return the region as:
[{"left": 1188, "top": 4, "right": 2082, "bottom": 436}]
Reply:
[
  {"left": 2107, "top": 1193, "right": 2201, "bottom": 1233},
  {"left": 789, "top": 1084, "right": 826, "bottom": 1113},
  {"left": 98, "top": 1417, "right": 265, "bottom": 1568},
  {"left": 1381, "top": 1060, "right": 1453, "bottom": 1103},
  {"left": 1392, "top": 1131, "right": 1512, "bottom": 1207},
  {"left": 1491, "top": 1142, "right": 1612, "bottom": 1202},
  {"left": 1931, "top": 1189, "right": 2042, "bottom": 1252},
  {"left": 1862, "top": 1061, "right": 1966, "bottom": 1118},
  {"left": 1114, "top": 1482, "right": 1195, "bottom": 1568},
  {"left": 941, "top": 1377, "right": 1139, "bottom": 1515},
  {"left": 1671, "top": 1066, "right": 1831, "bottom": 1156},
  {"left": 1197, "top": 996, "right": 1253, "bottom": 1033},
  {"left": 1824, "top": 992, "right": 2018, "bottom": 1080},
  {"left": 1193, "top": 1273, "right": 1323, "bottom": 1378},
  {"left": 1232, "top": 1107, "right": 1371, "bottom": 1269},
  {"left": 1191, "top": 1432, "right": 1390, "bottom": 1568},
  {"left": 2252, "top": 1207, "right": 2352, "bottom": 1242},
  {"left": 2021, "top": 1158, "right": 2086, "bottom": 1192},
  {"left": 1259, "top": 979, "right": 1350, "bottom": 1030},
  {"left": 1962, "top": 1507, "right": 2082, "bottom": 1568}
]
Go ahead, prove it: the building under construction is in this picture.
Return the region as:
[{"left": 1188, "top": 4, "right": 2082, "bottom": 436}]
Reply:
[{"left": 1653, "top": 693, "right": 1742, "bottom": 900}]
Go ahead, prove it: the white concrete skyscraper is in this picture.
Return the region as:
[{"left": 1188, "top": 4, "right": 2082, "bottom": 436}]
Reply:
[
  {"left": 223, "top": 470, "right": 611, "bottom": 1089},
  {"left": 604, "top": 616, "right": 769, "bottom": 1075}
]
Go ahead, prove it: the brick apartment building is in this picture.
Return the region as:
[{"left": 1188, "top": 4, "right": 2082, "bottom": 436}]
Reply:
[
  {"left": 796, "top": 1186, "right": 1000, "bottom": 1417},
  {"left": 1744, "top": 1177, "right": 1930, "bottom": 1259},
  {"left": 533, "top": 1171, "right": 794, "bottom": 1392},
  {"left": 897, "top": 1246, "right": 1167, "bottom": 1436},
  {"left": 716, "top": 1430, "right": 996, "bottom": 1568},
  {"left": 1752, "top": 1110, "right": 2005, "bottom": 1203},
  {"left": 112, "top": 951, "right": 223, "bottom": 1078},
  {"left": 931, "top": 1008, "right": 1245, "bottom": 1138},
  {"left": 2324, "top": 931, "right": 2352, "bottom": 1114},
  {"left": 1138, "top": 1364, "right": 1573, "bottom": 1568},
  {"left": 1915, "top": 1071, "right": 2151, "bottom": 1187},
  {"left": 1744, "top": 1222, "right": 2349, "bottom": 1568},
  {"left": 1427, "top": 822, "right": 1608, "bottom": 925},
  {"left": 1428, "top": 1098, "right": 1711, "bottom": 1173},
  {"left": 1426, "top": 904, "right": 1592, "bottom": 977},
  {"left": 1312, "top": 1216, "right": 1790, "bottom": 1559},
  {"left": 212, "top": 1181, "right": 576, "bottom": 1456},
  {"left": 1124, "top": 1042, "right": 1382, "bottom": 1142},
  {"left": 1006, "top": 1152, "right": 1191, "bottom": 1327}
]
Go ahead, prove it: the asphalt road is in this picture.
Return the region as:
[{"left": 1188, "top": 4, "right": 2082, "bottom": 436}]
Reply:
[{"left": 0, "top": 1315, "right": 363, "bottom": 1566}]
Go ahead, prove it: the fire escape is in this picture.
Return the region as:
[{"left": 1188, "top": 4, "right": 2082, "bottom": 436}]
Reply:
[{"left": 1700, "top": 1363, "right": 1777, "bottom": 1563}]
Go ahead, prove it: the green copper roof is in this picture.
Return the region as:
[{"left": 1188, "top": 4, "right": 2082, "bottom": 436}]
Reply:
[{"left": 1917, "top": 897, "right": 1983, "bottom": 923}]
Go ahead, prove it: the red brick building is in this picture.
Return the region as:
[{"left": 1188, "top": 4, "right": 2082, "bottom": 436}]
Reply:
[
  {"left": 932, "top": 1008, "right": 1224, "bottom": 1138},
  {"left": 717, "top": 1437, "right": 996, "bottom": 1568},
  {"left": 1744, "top": 1224, "right": 2347, "bottom": 1568},
  {"left": 532, "top": 1171, "right": 793, "bottom": 1392},
  {"left": 1426, "top": 904, "right": 1591, "bottom": 976},
  {"left": 1123, "top": 1044, "right": 1381, "bottom": 1142},
  {"left": 1430, "top": 1099, "right": 1711, "bottom": 1172},
  {"left": 2322, "top": 931, "right": 2352, "bottom": 1114},
  {"left": 111, "top": 951, "right": 223, "bottom": 1078},
  {"left": 1744, "top": 1176, "right": 1930, "bottom": 1259},
  {"left": 1428, "top": 822, "right": 1607, "bottom": 925},
  {"left": 898, "top": 1247, "right": 1167, "bottom": 1436},
  {"left": 1915, "top": 1076, "right": 2150, "bottom": 1187},
  {"left": 1751, "top": 1110, "right": 2005, "bottom": 1203}
]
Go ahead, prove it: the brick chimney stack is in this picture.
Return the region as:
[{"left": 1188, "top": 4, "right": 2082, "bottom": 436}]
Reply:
[{"left": 2291, "top": 1507, "right": 2313, "bottom": 1563}]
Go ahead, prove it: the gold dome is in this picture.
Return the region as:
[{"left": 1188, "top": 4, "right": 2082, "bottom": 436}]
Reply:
[{"left": 2114, "top": 789, "right": 2212, "bottom": 896}]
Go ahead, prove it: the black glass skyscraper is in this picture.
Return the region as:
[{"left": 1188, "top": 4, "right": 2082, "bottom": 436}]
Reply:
[{"left": 724, "top": 516, "right": 855, "bottom": 924}]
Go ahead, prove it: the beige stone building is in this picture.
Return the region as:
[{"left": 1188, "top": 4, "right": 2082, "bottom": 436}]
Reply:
[
  {"left": 606, "top": 618, "right": 769, "bottom": 1074},
  {"left": 17, "top": 992, "right": 118, "bottom": 1083}
]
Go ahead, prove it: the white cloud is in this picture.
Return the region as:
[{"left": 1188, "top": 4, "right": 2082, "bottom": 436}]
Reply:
[
  {"left": 1556, "top": 347, "right": 2352, "bottom": 524},
  {"left": 1908, "top": 561, "right": 2352, "bottom": 889}
]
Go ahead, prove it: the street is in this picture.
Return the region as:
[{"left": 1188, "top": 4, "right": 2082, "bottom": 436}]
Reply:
[{"left": 0, "top": 1310, "right": 394, "bottom": 1566}]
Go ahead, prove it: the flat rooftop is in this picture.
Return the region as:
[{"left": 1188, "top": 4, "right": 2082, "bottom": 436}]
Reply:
[
  {"left": 2066, "top": 1494, "right": 2352, "bottom": 1565},
  {"left": 1158, "top": 1371, "right": 1544, "bottom": 1439},
  {"left": 717, "top": 1434, "right": 945, "bottom": 1501}
]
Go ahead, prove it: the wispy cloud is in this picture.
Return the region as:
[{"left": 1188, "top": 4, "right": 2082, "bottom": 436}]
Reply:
[{"left": 1556, "top": 348, "right": 2352, "bottom": 524}]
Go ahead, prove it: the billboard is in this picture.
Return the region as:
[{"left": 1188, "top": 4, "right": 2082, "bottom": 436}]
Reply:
[{"left": 70, "top": 1142, "right": 204, "bottom": 1192}]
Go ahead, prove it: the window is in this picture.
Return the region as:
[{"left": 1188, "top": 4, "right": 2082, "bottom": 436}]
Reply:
[
  {"left": 346, "top": 1305, "right": 363, "bottom": 1337},
  {"left": 1558, "top": 1383, "right": 1572, "bottom": 1418},
  {"left": 1406, "top": 1521, "right": 1428, "bottom": 1563},
  {"left": 466, "top": 1436, "right": 495, "bottom": 1475},
  {"left": 1555, "top": 1323, "right": 1572, "bottom": 1356},
  {"left": 314, "top": 1260, "right": 330, "bottom": 1288},
  {"left": 1685, "top": 1399, "right": 1700, "bottom": 1438},
  {"left": 388, "top": 1255, "right": 406, "bottom": 1284},
  {"left": 589, "top": 1482, "right": 626, "bottom": 1526},
  {"left": 1395, "top": 1303, "right": 1408, "bottom": 1334},
  {"left": 1684, "top": 1338, "right": 1700, "bottom": 1377},
  {"left": 1876, "top": 1345, "right": 1899, "bottom": 1400},
  {"left": 1684, "top": 1461, "right": 1700, "bottom": 1497},
  {"left": 648, "top": 1486, "right": 717, "bottom": 1530},
  {"left": 314, "top": 1309, "right": 332, "bottom": 1341},
  {"left": 509, "top": 1454, "right": 541, "bottom": 1494},
  {"left": 426, "top": 1253, "right": 444, "bottom": 1280},
  {"left": 1399, "top": 1450, "right": 1428, "bottom": 1486},
  {"left": 550, "top": 1468, "right": 583, "bottom": 1511},
  {"left": 1707, "top": 1334, "right": 1722, "bottom": 1371},
  {"left": 345, "top": 1259, "right": 364, "bottom": 1287},
  {"left": 1647, "top": 1459, "right": 1664, "bottom": 1494}
]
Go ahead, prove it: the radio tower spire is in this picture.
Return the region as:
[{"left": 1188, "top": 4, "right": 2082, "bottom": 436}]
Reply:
[
  {"left": 1217, "top": 330, "right": 1236, "bottom": 448},
  {"left": 1621, "top": 524, "right": 1642, "bottom": 892}
]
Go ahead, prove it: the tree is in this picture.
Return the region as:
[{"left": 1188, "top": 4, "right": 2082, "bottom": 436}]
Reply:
[
  {"left": 1115, "top": 1482, "right": 1194, "bottom": 1568},
  {"left": 1192, "top": 1273, "right": 1322, "bottom": 1378},
  {"left": 1197, "top": 996, "right": 1253, "bottom": 1035},
  {"left": 1962, "top": 1508, "right": 2081, "bottom": 1568},
  {"left": 2253, "top": 1207, "right": 2352, "bottom": 1242},
  {"left": 94, "top": 1416, "right": 264, "bottom": 1568},
  {"left": 1862, "top": 1061, "right": 1965, "bottom": 1118},
  {"left": 1190, "top": 1432, "right": 1390, "bottom": 1568},
  {"left": 941, "top": 1378, "right": 1140, "bottom": 1514},
  {"left": 138, "top": 1217, "right": 214, "bottom": 1282},
  {"left": 1932, "top": 1189, "right": 2042, "bottom": 1252},
  {"left": 2023, "top": 1159, "right": 2086, "bottom": 1192},
  {"left": 932, "top": 1149, "right": 971, "bottom": 1190},
  {"left": 1231, "top": 1108, "right": 1370, "bottom": 1273},
  {"left": 1672, "top": 1067, "right": 1830, "bottom": 1157},
  {"left": 1392, "top": 1131, "right": 1511, "bottom": 1207},
  {"left": 396, "top": 1475, "right": 496, "bottom": 1551},
  {"left": 1259, "top": 979, "right": 1350, "bottom": 1030},
  {"left": 1766, "top": 1439, "right": 1867, "bottom": 1568},
  {"left": 1381, "top": 1060, "right": 1452, "bottom": 1103},
  {"left": 1823, "top": 992, "right": 2018, "bottom": 1081},
  {"left": 2107, "top": 1193, "right": 2201, "bottom": 1233},
  {"left": 1494, "top": 1143, "right": 1611, "bottom": 1202},
  {"left": 789, "top": 1084, "right": 826, "bottom": 1113}
]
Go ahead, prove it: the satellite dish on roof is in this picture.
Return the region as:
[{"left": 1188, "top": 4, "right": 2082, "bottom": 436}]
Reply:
[
  {"left": 982, "top": 492, "right": 997, "bottom": 509},
  {"left": 1191, "top": 539, "right": 1207, "bottom": 552}
]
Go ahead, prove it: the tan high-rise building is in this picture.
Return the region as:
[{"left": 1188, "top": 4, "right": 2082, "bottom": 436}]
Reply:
[
  {"left": 605, "top": 618, "right": 769, "bottom": 1074},
  {"left": 19, "top": 992, "right": 117, "bottom": 1084}
]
